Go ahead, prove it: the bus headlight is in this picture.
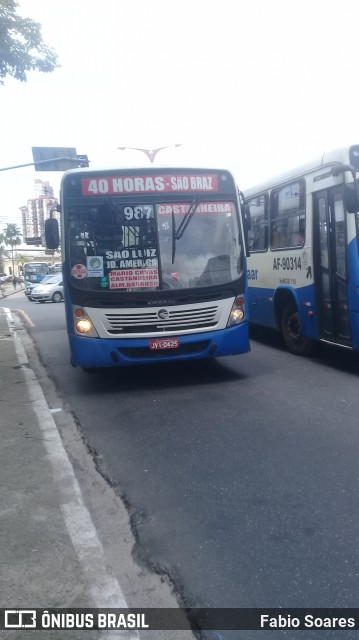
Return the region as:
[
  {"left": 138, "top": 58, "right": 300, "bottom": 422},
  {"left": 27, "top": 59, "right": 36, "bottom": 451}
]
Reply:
[
  {"left": 76, "top": 319, "right": 93, "bottom": 333},
  {"left": 73, "top": 307, "right": 99, "bottom": 337},
  {"left": 227, "top": 296, "right": 245, "bottom": 327}
]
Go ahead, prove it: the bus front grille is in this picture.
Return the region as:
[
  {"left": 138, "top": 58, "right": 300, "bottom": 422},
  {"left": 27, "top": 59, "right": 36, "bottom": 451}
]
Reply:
[{"left": 104, "top": 305, "right": 219, "bottom": 334}]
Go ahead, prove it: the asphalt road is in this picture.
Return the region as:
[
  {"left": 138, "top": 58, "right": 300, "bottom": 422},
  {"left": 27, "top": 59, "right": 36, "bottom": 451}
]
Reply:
[{"left": 6, "top": 292, "right": 359, "bottom": 639}]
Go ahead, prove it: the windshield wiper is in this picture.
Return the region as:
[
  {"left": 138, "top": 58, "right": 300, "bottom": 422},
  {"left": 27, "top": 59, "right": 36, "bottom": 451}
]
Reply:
[
  {"left": 171, "top": 208, "right": 176, "bottom": 265},
  {"left": 170, "top": 198, "right": 200, "bottom": 264},
  {"left": 174, "top": 198, "right": 199, "bottom": 240}
]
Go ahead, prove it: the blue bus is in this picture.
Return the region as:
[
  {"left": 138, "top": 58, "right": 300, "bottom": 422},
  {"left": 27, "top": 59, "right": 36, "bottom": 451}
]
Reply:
[
  {"left": 23, "top": 261, "right": 50, "bottom": 286},
  {"left": 45, "top": 166, "right": 250, "bottom": 369},
  {"left": 244, "top": 144, "right": 359, "bottom": 355}
]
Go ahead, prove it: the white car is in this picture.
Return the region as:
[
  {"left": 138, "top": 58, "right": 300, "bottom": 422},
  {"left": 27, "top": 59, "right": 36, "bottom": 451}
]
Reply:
[
  {"left": 25, "top": 274, "right": 54, "bottom": 300},
  {"left": 30, "top": 275, "right": 64, "bottom": 303}
]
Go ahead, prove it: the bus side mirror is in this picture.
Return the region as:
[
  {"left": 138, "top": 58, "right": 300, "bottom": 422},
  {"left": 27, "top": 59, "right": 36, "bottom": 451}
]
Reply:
[
  {"left": 344, "top": 183, "right": 359, "bottom": 213},
  {"left": 243, "top": 203, "right": 251, "bottom": 257},
  {"left": 45, "top": 218, "right": 60, "bottom": 250},
  {"left": 244, "top": 203, "right": 251, "bottom": 230}
]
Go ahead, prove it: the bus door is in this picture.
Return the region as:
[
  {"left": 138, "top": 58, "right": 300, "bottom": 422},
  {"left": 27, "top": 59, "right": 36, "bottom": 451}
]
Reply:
[{"left": 313, "top": 189, "right": 351, "bottom": 346}]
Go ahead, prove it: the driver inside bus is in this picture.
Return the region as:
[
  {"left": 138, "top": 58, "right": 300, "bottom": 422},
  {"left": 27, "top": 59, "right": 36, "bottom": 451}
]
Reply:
[{"left": 93, "top": 203, "right": 124, "bottom": 254}]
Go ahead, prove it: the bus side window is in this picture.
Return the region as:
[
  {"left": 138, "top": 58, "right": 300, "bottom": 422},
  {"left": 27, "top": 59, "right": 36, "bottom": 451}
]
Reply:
[
  {"left": 270, "top": 180, "right": 305, "bottom": 249},
  {"left": 247, "top": 194, "right": 268, "bottom": 252}
]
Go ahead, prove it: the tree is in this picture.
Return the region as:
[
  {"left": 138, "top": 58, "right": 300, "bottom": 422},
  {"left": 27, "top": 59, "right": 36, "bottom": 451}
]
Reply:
[
  {"left": 0, "top": 232, "right": 11, "bottom": 273},
  {"left": 0, "top": 0, "right": 59, "bottom": 85},
  {"left": 15, "top": 251, "right": 29, "bottom": 275},
  {"left": 3, "top": 223, "right": 21, "bottom": 275}
]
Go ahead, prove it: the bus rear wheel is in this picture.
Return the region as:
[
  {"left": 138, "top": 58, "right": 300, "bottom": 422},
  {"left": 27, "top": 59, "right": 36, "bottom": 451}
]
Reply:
[{"left": 281, "top": 302, "right": 313, "bottom": 356}]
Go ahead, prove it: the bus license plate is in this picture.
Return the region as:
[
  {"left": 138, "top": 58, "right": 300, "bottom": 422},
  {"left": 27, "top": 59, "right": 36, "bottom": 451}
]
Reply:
[{"left": 149, "top": 338, "right": 180, "bottom": 350}]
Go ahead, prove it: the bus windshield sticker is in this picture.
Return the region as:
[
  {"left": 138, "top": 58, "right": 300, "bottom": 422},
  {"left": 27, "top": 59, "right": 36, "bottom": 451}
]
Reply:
[
  {"left": 105, "top": 248, "right": 158, "bottom": 270},
  {"left": 81, "top": 174, "right": 219, "bottom": 196},
  {"left": 86, "top": 256, "right": 104, "bottom": 278},
  {"left": 157, "top": 202, "right": 232, "bottom": 215},
  {"left": 109, "top": 268, "right": 159, "bottom": 289},
  {"left": 71, "top": 264, "right": 88, "bottom": 279}
]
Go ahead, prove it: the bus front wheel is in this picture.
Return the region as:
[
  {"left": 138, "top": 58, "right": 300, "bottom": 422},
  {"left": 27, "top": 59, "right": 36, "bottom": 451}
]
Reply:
[{"left": 281, "top": 302, "right": 313, "bottom": 356}]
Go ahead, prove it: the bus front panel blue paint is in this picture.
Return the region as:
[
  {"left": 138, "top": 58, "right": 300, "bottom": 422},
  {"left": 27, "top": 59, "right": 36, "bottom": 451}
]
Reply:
[{"left": 68, "top": 324, "right": 250, "bottom": 368}]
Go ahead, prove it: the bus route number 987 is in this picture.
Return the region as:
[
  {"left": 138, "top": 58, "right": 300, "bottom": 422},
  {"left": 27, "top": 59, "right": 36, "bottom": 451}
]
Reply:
[{"left": 124, "top": 206, "right": 153, "bottom": 220}]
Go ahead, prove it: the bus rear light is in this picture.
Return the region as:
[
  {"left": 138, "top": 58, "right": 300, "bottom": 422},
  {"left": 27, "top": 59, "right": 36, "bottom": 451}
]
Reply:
[
  {"left": 235, "top": 296, "right": 245, "bottom": 307},
  {"left": 74, "top": 308, "right": 84, "bottom": 318}
]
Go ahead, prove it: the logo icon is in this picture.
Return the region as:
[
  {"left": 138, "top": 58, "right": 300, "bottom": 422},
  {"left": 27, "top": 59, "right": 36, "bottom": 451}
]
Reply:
[
  {"left": 158, "top": 308, "right": 169, "bottom": 320},
  {"left": 5, "top": 610, "right": 37, "bottom": 629}
]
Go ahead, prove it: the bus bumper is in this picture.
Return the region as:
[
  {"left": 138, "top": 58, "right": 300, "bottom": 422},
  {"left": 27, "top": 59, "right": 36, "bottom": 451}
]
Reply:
[{"left": 68, "top": 324, "right": 250, "bottom": 368}]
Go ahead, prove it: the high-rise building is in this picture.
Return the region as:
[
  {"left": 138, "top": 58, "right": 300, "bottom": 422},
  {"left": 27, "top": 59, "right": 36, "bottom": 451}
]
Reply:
[
  {"left": 20, "top": 180, "right": 59, "bottom": 245},
  {"left": 34, "top": 179, "right": 54, "bottom": 198}
]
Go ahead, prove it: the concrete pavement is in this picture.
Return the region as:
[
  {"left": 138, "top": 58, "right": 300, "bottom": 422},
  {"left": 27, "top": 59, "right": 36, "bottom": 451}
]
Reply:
[{"left": 0, "top": 301, "right": 195, "bottom": 639}]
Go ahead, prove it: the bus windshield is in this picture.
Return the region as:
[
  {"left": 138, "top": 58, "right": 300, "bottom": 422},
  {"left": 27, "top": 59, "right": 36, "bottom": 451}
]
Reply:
[{"left": 68, "top": 199, "right": 243, "bottom": 292}]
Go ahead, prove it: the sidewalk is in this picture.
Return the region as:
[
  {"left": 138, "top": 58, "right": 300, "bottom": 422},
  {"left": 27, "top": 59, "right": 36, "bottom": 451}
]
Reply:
[
  {"left": 0, "top": 307, "right": 132, "bottom": 639},
  {"left": 0, "top": 307, "right": 194, "bottom": 639},
  {"left": 0, "top": 281, "right": 25, "bottom": 299}
]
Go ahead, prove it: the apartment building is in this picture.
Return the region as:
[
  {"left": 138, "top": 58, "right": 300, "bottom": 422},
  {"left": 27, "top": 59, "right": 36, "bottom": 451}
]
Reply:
[{"left": 20, "top": 180, "right": 60, "bottom": 246}]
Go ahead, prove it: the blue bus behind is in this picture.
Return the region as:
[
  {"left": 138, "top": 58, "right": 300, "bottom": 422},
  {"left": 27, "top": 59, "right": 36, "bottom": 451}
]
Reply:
[{"left": 244, "top": 145, "right": 359, "bottom": 355}]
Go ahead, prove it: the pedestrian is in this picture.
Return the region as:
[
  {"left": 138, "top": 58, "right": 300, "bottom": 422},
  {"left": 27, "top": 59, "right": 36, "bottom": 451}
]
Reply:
[{"left": 12, "top": 276, "right": 17, "bottom": 290}]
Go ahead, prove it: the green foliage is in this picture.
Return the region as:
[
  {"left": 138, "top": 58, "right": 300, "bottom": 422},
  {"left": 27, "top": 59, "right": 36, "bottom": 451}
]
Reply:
[
  {"left": 0, "top": 232, "right": 11, "bottom": 273},
  {"left": 3, "top": 222, "right": 22, "bottom": 246},
  {"left": 3, "top": 222, "right": 22, "bottom": 274},
  {"left": 0, "top": 0, "right": 59, "bottom": 84}
]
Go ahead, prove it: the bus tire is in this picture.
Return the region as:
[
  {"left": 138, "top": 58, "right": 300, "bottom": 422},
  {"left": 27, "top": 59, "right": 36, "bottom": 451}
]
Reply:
[{"left": 281, "top": 301, "right": 314, "bottom": 356}]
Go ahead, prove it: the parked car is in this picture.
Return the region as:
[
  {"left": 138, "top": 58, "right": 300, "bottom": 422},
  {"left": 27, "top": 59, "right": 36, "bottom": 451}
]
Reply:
[
  {"left": 30, "top": 275, "right": 64, "bottom": 303},
  {"left": 1, "top": 274, "right": 22, "bottom": 284},
  {"left": 25, "top": 274, "right": 54, "bottom": 300}
]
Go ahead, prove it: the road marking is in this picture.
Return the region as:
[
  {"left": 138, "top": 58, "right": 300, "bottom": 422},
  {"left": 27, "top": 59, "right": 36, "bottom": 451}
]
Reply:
[
  {"left": 15, "top": 308, "right": 35, "bottom": 328},
  {"left": 3, "top": 308, "right": 139, "bottom": 640}
]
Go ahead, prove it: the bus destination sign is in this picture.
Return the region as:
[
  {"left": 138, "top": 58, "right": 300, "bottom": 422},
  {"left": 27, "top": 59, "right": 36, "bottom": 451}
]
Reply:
[{"left": 81, "top": 174, "right": 219, "bottom": 196}]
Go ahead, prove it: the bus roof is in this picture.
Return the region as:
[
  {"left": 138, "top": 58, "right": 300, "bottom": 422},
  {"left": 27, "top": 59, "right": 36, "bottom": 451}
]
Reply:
[
  {"left": 244, "top": 145, "right": 359, "bottom": 197},
  {"left": 60, "top": 165, "right": 235, "bottom": 178}
]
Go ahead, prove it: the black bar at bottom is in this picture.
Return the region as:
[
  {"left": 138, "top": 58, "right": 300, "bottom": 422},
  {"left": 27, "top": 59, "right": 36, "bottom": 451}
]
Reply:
[{"left": 1, "top": 608, "right": 359, "bottom": 631}]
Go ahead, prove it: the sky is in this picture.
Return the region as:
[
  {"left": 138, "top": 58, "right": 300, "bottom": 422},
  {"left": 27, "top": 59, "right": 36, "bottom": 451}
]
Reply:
[{"left": 1, "top": 0, "right": 358, "bottom": 242}]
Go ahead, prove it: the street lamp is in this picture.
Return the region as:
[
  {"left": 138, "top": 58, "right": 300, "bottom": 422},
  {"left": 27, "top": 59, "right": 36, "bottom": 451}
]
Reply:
[{"left": 118, "top": 144, "right": 182, "bottom": 163}]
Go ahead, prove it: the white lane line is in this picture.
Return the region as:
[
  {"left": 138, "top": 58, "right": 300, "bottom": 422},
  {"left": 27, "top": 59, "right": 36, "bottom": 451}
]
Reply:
[{"left": 4, "top": 308, "right": 139, "bottom": 640}]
